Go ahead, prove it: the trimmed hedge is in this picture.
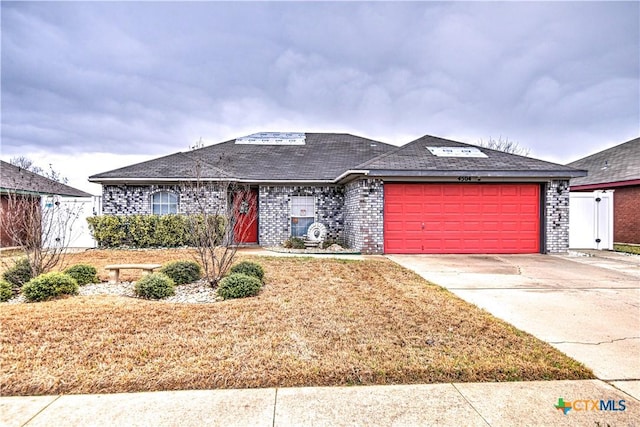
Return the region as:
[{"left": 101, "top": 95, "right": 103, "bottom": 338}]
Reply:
[
  {"left": 22, "top": 272, "right": 79, "bottom": 302},
  {"left": 217, "top": 273, "right": 262, "bottom": 299},
  {"left": 87, "top": 214, "right": 226, "bottom": 248},
  {"left": 64, "top": 264, "right": 98, "bottom": 286},
  {"left": 230, "top": 261, "right": 264, "bottom": 282},
  {"left": 160, "top": 260, "right": 202, "bottom": 285},
  {"left": 134, "top": 273, "right": 175, "bottom": 300}
]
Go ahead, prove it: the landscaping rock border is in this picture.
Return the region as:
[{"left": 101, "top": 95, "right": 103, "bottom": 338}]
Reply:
[{"left": 4, "top": 279, "right": 221, "bottom": 304}]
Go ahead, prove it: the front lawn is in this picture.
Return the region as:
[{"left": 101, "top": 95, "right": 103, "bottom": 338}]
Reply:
[{"left": 0, "top": 250, "right": 593, "bottom": 396}]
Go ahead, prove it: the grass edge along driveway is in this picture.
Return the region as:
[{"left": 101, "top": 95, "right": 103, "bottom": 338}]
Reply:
[{"left": 0, "top": 251, "right": 593, "bottom": 396}]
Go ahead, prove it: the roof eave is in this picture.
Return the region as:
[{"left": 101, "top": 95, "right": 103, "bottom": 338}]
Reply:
[
  {"left": 365, "top": 170, "right": 587, "bottom": 179},
  {"left": 570, "top": 178, "right": 640, "bottom": 191},
  {"left": 89, "top": 177, "right": 337, "bottom": 185}
]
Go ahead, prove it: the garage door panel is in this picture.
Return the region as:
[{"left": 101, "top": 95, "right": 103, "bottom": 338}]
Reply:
[{"left": 384, "top": 183, "right": 540, "bottom": 254}]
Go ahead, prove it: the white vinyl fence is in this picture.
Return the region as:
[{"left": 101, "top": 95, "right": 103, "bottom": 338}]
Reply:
[
  {"left": 41, "top": 195, "right": 102, "bottom": 248},
  {"left": 569, "top": 191, "right": 614, "bottom": 250}
]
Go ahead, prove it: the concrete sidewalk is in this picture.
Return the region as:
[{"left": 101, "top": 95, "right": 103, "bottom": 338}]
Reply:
[{"left": 2, "top": 380, "right": 639, "bottom": 427}]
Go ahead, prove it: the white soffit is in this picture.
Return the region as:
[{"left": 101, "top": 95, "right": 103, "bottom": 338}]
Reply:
[
  {"left": 426, "top": 146, "right": 488, "bottom": 158},
  {"left": 236, "top": 132, "right": 306, "bottom": 145}
]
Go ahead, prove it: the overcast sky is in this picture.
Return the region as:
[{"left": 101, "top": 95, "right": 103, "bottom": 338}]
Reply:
[{"left": 2, "top": 1, "right": 638, "bottom": 194}]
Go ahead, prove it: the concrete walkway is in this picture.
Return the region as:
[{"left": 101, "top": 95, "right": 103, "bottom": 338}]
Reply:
[
  {"left": 387, "top": 251, "right": 640, "bottom": 381},
  {"left": 2, "top": 380, "right": 639, "bottom": 426}
]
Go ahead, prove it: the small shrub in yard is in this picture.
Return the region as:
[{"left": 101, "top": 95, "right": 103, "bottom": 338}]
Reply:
[
  {"left": 283, "top": 237, "right": 305, "bottom": 249},
  {"left": 0, "top": 280, "right": 13, "bottom": 302},
  {"left": 160, "top": 260, "right": 202, "bottom": 285},
  {"left": 217, "top": 273, "right": 262, "bottom": 299},
  {"left": 2, "top": 258, "right": 33, "bottom": 288},
  {"left": 134, "top": 273, "right": 175, "bottom": 300},
  {"left": 229, "top": 261, "right": 264, "bottom": 282},
  {"left": 22, "top": 272, "right": 79, "bottom": 302},
  {"left": 64, "top": 264, "right": 98, "bottom": 286}
]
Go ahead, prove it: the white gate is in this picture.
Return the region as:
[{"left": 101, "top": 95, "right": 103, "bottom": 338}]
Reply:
[
  {"left": 569, "top": 191, "right": 614, "bottom": 250},
  {"left": 41, "top": 196, "right": 100, "bottom": 248}
]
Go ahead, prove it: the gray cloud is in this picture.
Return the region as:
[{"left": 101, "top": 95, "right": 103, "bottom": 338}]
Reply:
[{"left": 1, "top": 1, "right": 638, "bottom": 167}]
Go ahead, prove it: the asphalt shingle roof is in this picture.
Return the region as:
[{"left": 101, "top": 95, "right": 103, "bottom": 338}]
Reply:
[
  {"left": 567, "top": 137, "right": 640, "bottom": 187},
  {"left": 359, "top": 135, "right": 585, "bottom": 178},
  {"left": 1, "top": 161, "right": 92, "bottom": 197},
  {"left": 90, "top": 133, "right": 396, "bottom": 182},
  {"left": 89, "top": 132, "right": 586, "bottom": 183}
]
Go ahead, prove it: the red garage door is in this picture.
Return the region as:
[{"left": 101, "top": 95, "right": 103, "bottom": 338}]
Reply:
[{"left": 384, "top": 183, "right": 541, "bottom": 254}]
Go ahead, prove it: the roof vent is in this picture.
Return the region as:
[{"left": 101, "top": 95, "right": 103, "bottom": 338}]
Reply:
[
  {"left": 235, "top": 132, "right": 306, "bottom": 145},
  {"left": 426, "top": 146, "right": 488, "bottom": 158}
]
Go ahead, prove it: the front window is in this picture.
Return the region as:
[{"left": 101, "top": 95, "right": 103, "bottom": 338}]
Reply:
[
  {"left": 291, "top": 196, "right": 314, "bottom": 237},
  {"left": 152, "top": 191, "right": 178, "bottom": 215}
]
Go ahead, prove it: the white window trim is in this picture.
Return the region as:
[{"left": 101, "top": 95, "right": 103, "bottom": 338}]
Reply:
[
  {"left": 151, "top": 191, "right": 178, "bottom": 215},
  {"left": 290, "top": 196, "right": 315, "bottom": 237}
]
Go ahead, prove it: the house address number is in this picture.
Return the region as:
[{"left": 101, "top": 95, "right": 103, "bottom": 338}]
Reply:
[{"left": 457, "top": 176, "right": 480, "bottom": 182}]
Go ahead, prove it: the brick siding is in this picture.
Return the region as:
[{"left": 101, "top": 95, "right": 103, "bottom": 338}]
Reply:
[
  {"left": 258, "top": 185, "right": 344, "bottom": 246},
  {"left": 101, "top": 184, "right": 226, "bottom": 215},
  {"left": 544, "top": 180, "right": 570, "bottom": 253},
  {"left": 613, "top": 185, "right": 640, "bottom": 244},
  {"left": 101, "top": 179, "right": 572, "bottom": 254},
  {"left": 344, "top": 179, "right": 384, "bottom": 254}
]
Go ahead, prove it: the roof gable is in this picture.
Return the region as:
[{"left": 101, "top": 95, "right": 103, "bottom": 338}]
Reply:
[
  {"left": 568, "top": 137, "right": 640, "bottom": 186},
  {"left": 1, "top": 161, "right": 92, "bottom": 197}
]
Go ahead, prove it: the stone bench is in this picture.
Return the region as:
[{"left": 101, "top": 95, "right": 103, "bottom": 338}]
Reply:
[{"left": 105, "top": 264, "right": 162, "bottom": 284}]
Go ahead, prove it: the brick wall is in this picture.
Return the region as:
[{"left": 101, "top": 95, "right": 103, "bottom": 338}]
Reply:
[
  {"left": 613, "top": 185, "right": 640, "bottom": 244},
  {"left": 258, "top": 185, "right": 344, "bottom": 246},
  {"left": 101, "top": 184, "right": 226, "bottom": 215},
  {"left": 102, "top": 178, "right": 573, "bottom": 253},
  {"left": 544, "top": 180, "right": 570, "bottom": 253},
  {"left": 344, "top": 179, "right": 384, "bottom": 254}
]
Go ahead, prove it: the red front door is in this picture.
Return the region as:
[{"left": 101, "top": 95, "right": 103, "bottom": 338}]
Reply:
[{"left": 233, "top": 189, "right": 258, "bottom": 244}]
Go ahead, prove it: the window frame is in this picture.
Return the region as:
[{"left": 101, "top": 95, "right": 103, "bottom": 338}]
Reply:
[
  {"left": 290, "top": 195, "right": 315, "bottom": 237},
  {"left": 151, "top": 191, "right": 178, "bottom": 215}
]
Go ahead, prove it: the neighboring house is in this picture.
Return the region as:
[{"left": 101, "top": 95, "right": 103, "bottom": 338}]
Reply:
[
  {"left": 89, "top": 132, "right": 585, "bottom": 254},
  {"left": 0, "top": 160, "right": 93, "bottom": 247},
  {"left": 568, "top": 137, "right": 640, "bottom": 245}
]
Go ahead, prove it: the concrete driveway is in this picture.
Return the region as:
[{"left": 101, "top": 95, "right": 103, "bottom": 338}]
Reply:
[{"left": 387, "top": 251, "right": 640, "bottom": 381}]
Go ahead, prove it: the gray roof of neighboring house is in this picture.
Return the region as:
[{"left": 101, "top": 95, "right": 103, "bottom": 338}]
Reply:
[
  {"left": 359, "top": 135, "right": 586, "bottom": 178},
  {"left": 567, "top": 137, "right": 640, "bottom": 187},
  {"left": 0, "top": 160, "right": 92, "bottom": 197},
  {"left": 89, "top": 132, "right": 585, "bottom": 183}
]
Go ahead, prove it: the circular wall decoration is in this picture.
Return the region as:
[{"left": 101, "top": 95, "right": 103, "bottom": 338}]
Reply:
[{"left": 306, "top": 222, "right": 327, "bottom": 242}]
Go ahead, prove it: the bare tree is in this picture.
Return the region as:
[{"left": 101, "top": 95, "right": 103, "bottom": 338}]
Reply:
[
  {"left": 1, "top": 167, "right": 84, "bottom": 276},
  {"left": 9, "top": 156, "right": 69, "bottom": 184},
  {"left": 476, "top": 137, "right": 530, "bottom": 156},
  {"left": 182, "top": 159, "right": 257, "bottom": 287}
]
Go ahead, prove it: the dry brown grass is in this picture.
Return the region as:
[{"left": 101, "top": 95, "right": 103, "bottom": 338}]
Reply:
[{"left": 0, "top": 250, "right": 593, "bottom": 396}]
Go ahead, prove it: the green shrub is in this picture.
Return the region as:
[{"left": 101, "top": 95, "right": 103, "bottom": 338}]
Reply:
[
  {"left": 160, "top": 260, "right": 202, "bottom": 285},
  {"left": 0, "top": 280, "right": 13, "bottom": 302},
  {"left": 230, "top": 261, "right": 264, "bottom": 282},
  {"left": 64, "top": 264, "right": 98, "bottom": 286},
  {"left": 87, "top": 214, "right": 223, "bottom": 248},
  {"left": 217, "top": 273, "right": 262, "bottom": 299},
  {"left": 22, "top": 272, "right": 79, "bottom": 302},
  {"left": 87, "top": 215, "right": 128, "bottom": 248},
  {"left": 2, "top": 258, "right": 33, "bottom": 288},
  {"left": 283, "top": 237, "right": 305, "bottom": 249},
  {"left": 134, "top": 273, "right": 175, "bottom": 299}
]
